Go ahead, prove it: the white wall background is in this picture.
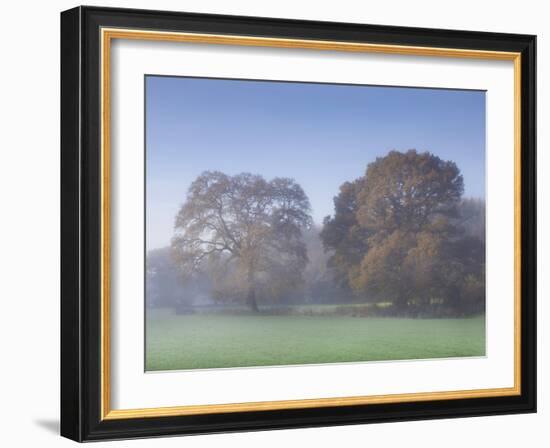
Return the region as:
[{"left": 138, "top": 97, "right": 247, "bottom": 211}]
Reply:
[{"left": 0, "top": 1, "right": 546, "bottom": 446}]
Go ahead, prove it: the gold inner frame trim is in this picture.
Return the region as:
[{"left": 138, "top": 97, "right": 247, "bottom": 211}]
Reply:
[{"left": 100, "top": 27, "right": 522, "bottom": 421}]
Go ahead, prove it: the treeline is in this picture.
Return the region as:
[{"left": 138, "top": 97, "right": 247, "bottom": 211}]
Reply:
[
  {"left": 146, "top": 226, "right": 351, "bottom": 310},
  {"left": 147, "top": 150, "right": 486, "bottom": 317}
]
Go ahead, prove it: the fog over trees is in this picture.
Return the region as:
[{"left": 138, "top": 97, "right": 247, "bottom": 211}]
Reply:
[
  {"left": 170, "top": 171, "right": 312, "bottom": 311},
  {"left": 147, "top": 150, "right": 486, "bottom": 317},
  {"left": 321, "top": 150, "right": 485, "bottom": 316}
]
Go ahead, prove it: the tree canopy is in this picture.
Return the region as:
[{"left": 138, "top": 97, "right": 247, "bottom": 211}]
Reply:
[
  {"left": 321, "top": 150, "right": 484, "bottom": 316},
  {"left": 355, "top": 150, "right": 464, "bottom": 233},
  {"left": 172, "top": 171, "right": 312, "bottom": 311}
]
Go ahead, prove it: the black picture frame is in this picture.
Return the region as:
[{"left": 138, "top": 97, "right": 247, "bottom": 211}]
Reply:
[{"left": 61, "top": 5, "right": 536, "bottom": 442}]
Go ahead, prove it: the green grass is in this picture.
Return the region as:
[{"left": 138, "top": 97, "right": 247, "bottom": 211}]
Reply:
[{"left": 145, "top": 309, "right": 485, "bottom": 371}]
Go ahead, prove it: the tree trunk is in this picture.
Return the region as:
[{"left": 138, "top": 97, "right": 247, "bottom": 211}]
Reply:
[
  {"left": 246, "top": 285, "right": 259, "bottom": 312},
  {"left": 246, "top": 265, "right": 259, "bottom": 312},
  {"left": 393, "top": 292, "right": 409, "bottom": 315}
]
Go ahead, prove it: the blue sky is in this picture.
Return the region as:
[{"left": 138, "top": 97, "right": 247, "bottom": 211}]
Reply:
[{"left": 146, "top": 76, "right": 486, "bottom": 250}]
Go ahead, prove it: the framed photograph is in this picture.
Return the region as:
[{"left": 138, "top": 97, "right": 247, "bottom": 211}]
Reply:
[{"left": 60, "top": 6, "right": 536, "bottom": 442}]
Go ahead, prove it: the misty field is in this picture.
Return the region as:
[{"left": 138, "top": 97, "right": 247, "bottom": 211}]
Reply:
[{"left": 145, "top": 309, "right": 485, "bottom": 371}]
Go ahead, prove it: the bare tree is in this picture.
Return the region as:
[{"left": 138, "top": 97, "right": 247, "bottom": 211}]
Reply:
[{"left": 172, "top": 171, "right": 312, "bottom": 311}]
